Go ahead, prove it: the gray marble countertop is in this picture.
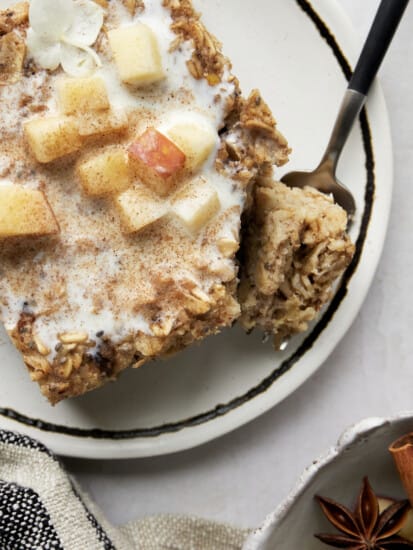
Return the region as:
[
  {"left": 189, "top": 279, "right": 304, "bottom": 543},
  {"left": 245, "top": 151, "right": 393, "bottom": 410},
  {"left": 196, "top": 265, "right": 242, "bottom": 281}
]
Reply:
[{"left": 63, "top": 0, "right": 413, "bottom": 533}]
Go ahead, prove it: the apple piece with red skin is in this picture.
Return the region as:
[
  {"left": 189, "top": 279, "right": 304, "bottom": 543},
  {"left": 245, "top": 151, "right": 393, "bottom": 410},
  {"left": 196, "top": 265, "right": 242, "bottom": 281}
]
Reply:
[{"left": 128, "top": 127, "right": 186, "bottom": 197}]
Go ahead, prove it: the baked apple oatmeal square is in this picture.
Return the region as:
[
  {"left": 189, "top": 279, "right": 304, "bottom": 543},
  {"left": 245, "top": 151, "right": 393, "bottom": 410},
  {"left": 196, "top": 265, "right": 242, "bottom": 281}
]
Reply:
[
  {"left": 0, "top": 0, "right": 353, "bottom": 404},
  {"left": 0, "top": 0, "right": 291, "bottom": 403}
]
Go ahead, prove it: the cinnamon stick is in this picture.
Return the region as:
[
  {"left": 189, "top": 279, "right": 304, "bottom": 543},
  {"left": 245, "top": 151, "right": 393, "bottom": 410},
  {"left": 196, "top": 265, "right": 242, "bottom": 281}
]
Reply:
[{"left": 390, "top": 433, "right": 413, "bottom": 507}]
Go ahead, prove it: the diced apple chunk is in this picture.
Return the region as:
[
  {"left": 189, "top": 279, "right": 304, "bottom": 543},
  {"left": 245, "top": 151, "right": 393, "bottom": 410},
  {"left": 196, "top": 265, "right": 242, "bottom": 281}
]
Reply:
[
  {"left": 167, "top": 122, "right": 217, "bottom": 172},
  {"left": 77, "top": 148, "right": 130, "bottom": 196},
  {"left": 57, "top": 77, "right": 110, "bottom": 115},
  {"left": 0, "top": 31, "right": 25, "bottom": 86},
  {"left": 172, "top": 177, "right": 220, "bottom": 233},
  {"left": 116, "top": 186, "right": 166, "bottom": 234},
  {"left": 24, "top": 116, "right": 81, "bottom": 163},
  {"left": 108, "top": 24, "right": 165, "bottom": 86},
  {"left": 77, "top": 109, "right": 128, "bottom": 137},
  {"left": 217, "top": 238, "right": 239, "bottom": 257},
  {"left": 0, "top": 186, "right": 59, "bottom": 238},
  {"left": 128, "top": 128, "right": 186, "bottom": 196}
]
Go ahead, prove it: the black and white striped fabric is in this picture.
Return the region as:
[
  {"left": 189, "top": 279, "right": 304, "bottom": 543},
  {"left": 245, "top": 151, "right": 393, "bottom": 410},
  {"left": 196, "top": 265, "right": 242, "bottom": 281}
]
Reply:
[{"left": 0, "top": 430, "right": 249, "bottom": 550}]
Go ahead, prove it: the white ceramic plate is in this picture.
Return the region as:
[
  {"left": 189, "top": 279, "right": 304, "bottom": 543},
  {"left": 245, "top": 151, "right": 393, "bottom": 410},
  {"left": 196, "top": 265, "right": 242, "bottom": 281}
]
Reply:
[
  {"left": 244, "top": 413, "right": 413, "bottom": 549},
  {"left": 0, "top": 0, "right": 392, "bottom": 458}
]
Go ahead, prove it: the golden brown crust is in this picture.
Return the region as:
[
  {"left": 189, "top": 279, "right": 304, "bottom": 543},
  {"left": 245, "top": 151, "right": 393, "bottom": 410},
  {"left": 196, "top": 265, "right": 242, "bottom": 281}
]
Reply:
[
  {"left": 163, "top": 0, "right": 226, "bottom": 84},
  {"left": 121, "top": 0, "right": 145, "bottom": 15},
  {"left": 0, "top": 2, "right": 28, "bottom": 36},
  {"left": 238, "top": 179, "right": 355, "bottom": 347},
  {"left": 216, "top": 92, "right": 290, "bottom": 199},
  {"left": 11, "top": 282, "right": 240, "bottom": 404},
  {"left": 161, "top": 0, "right": 291, "bottom": 172}
]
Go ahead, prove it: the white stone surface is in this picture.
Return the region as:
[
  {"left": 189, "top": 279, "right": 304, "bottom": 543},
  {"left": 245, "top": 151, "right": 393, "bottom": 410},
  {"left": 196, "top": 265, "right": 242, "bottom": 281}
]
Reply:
[{"left": 63, "top": 0, "right": 413, "bottom": 531}]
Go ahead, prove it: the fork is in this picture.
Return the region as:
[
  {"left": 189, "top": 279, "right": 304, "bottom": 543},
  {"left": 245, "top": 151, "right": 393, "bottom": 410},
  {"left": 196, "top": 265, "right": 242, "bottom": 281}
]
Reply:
[{"left": 281, "top": 0, "right": 409, "bottom": 223}]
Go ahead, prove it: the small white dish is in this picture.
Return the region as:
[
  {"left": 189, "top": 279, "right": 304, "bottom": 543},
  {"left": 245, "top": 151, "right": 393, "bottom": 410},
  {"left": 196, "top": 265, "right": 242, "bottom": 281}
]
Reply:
[
  {"left": 0, "top": 0, "right": 393, "bottom": 458},
  {"left": 244, "top": 413, "right": 413, "bottom": 549}
]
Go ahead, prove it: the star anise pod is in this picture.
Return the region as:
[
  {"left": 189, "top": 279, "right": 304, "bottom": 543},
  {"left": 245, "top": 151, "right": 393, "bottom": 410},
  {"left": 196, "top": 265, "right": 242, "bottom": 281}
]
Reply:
[{"left": 315, "top": 477, "right": 413, "bottom": 548}]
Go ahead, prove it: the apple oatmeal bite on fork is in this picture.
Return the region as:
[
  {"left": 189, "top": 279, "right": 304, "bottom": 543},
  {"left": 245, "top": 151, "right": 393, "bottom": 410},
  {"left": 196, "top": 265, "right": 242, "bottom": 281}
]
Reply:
[
  {"left": 238, "top": 176, "right": 355, "bottom": 348},
  {"left": 0, "top": 0, "right": 290, "bottom": 403}
]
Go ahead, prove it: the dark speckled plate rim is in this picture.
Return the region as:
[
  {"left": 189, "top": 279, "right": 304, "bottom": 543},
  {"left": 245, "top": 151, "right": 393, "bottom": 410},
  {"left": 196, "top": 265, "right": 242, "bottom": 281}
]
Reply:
[{"left": 0, "top": 0, "right": 375, "bottom": 441}]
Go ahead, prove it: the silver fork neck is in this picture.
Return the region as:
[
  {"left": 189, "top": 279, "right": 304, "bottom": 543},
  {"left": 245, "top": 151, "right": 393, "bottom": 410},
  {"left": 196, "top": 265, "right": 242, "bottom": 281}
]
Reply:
[{"left": 319, "top": 89, "right": 366, "bottom": 173}]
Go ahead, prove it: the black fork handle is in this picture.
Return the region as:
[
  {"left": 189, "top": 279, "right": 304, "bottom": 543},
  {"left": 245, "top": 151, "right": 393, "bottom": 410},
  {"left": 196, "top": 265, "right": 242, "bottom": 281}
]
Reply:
[{"left": 349, "top": 0, "right": 409, "bottom": 95}]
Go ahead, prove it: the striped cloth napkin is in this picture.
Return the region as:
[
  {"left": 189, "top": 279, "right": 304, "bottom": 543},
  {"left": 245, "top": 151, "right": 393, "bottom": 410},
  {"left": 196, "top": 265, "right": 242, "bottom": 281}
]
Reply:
[{"left": 0, "top": 429, "right": 251, "bottom": 549}]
